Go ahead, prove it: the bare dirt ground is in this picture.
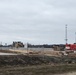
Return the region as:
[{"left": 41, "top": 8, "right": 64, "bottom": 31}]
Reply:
[{"left": 0, "top": 49, "right": 76, "bottom": 75}]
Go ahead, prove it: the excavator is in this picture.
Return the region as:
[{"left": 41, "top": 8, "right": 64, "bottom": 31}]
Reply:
[{"left": 13, "top": 42, "right": 24, "bottom": 48}]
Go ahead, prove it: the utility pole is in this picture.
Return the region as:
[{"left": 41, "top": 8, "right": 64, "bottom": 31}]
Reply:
[{"left": 65, "top": 24, "right": 68, "bottom": 44}]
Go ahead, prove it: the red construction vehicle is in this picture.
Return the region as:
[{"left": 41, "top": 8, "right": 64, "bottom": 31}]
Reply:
[{"left": 65, "top": 43, "right": 76, "bottom": 50}]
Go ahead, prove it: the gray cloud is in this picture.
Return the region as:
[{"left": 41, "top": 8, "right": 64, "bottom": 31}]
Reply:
[{"left": 0, "top": 0, "right": 76, "bottom": 44}]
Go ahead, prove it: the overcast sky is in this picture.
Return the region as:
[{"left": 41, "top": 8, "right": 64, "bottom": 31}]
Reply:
[{"left": 0, "top": 0, "right": 76, "bottom": 45}]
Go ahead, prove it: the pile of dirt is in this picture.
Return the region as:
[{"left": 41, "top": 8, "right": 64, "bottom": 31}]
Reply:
[
  {"left": 0, "top": 55, "right": 76, "bottom": 66},
  {"left": 0, "top": 55, "right": 50, "bottom": 66}
]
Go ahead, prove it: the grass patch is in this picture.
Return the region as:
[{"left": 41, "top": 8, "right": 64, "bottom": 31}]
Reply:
[{"left": 0, "top": 64, "right": 76, "bottom": 75}]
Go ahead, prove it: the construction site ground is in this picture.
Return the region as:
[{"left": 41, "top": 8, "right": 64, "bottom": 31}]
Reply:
[{"left": 0, "top": 49, "right": 64, "bottom": 56}]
